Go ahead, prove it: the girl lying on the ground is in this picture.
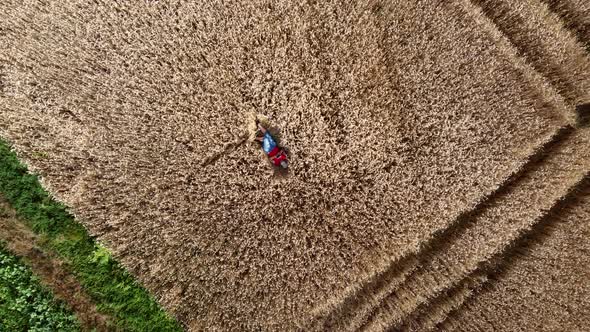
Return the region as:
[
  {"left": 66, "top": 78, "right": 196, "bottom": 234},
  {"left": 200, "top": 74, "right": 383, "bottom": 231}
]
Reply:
[{"left": 255, "top": 123, "right": 288, "bottom": 169}]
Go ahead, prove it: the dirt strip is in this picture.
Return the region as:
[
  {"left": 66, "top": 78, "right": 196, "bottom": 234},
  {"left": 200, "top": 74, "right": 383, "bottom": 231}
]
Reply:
[{"left": 0, "top": 196, "right": 113, "bottom": 331}]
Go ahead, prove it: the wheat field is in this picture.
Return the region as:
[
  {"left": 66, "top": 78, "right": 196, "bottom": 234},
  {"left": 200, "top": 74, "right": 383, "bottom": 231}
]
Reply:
[{"left": 1, "top": 0, "right": 588, "bottom": 330}]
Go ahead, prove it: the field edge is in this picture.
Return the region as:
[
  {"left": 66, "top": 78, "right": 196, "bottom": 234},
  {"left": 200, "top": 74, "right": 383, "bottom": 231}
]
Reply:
[{"left": 0, "top": 137, "right": 183, "bottom": 332}]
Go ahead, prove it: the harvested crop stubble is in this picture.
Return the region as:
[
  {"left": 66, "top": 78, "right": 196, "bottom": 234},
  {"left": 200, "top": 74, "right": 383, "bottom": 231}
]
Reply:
[
  {"left": 440, "top": 182, "right": 590, "bottom": 332},
  {"left": 362, "top": 128, "right": 590, "bottom": 332},
  {"left": 472, "top": 0, "right": 590, "bottom": 108},
  {"left": 0, "top": 0, "right": 568, "bottom": 329},
  {"left": 541, "top": 0, "right": 590, "bottom": 49}
]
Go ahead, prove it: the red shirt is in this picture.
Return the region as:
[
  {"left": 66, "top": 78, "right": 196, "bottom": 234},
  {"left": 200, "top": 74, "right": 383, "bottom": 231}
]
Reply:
[{"left": 272, "top": 150, "right": 287, "bottom": 166}]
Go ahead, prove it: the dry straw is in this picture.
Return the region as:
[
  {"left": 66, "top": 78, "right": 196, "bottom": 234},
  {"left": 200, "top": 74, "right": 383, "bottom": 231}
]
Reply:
[
  {"left": 0, "top": 0, "right": 584, "bottom": 330},
  {"left": 440, "top": 181, "right": 590, "bottom": 332}
]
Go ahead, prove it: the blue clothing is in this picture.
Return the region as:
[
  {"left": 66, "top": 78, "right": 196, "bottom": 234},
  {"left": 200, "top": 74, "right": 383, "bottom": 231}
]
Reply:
[{"left": 262, "top": 132, "right": 277, "bottom": 154}]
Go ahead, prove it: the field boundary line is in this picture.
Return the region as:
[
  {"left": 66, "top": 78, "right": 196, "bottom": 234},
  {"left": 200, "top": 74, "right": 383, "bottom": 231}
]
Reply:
[
  {"left": 0, "top": 195, "right": 112, "bottom": 330},
  {"left": 0, "top": 138, "right": 183, "bottom": 332}
]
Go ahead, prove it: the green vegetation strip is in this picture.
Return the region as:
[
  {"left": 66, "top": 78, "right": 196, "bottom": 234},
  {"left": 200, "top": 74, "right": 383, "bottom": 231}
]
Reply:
[
  {"left": 0, "top": 139, "right": 182, "bottom": 332},
  {"left": 0, "top": 243, "right": 80, "bottom": 331}
]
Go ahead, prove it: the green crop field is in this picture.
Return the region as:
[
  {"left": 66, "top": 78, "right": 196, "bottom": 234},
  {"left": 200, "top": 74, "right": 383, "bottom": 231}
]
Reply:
[{"left": 0, "top": 243, "right": 79, "bottom": 331}]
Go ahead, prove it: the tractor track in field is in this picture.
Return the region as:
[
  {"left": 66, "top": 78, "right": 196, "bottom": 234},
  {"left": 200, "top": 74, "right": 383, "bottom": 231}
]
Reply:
[
  {"left": 305, "top": 0, "right": 579, "bottom": 325},
  {"left": 307, "top": 124, "right": 574, "bottom": 331},
  {"left": 403, "top": 174, "right": 590, "bottom": 332},
  {"left": 540, "top": 0, "right": 590, "bottom": 51},
  {"left": 435, "top": 176, "right": 590, "bottom": 331},
  {"left": 360, "top": 118, "right": 589, "bottom": 329},
  {"left": 0, "top": 196, "right": 114, "bottom": 331},
  {"left": 357, "top": 126, "right": 579, "bottom": 332}
]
